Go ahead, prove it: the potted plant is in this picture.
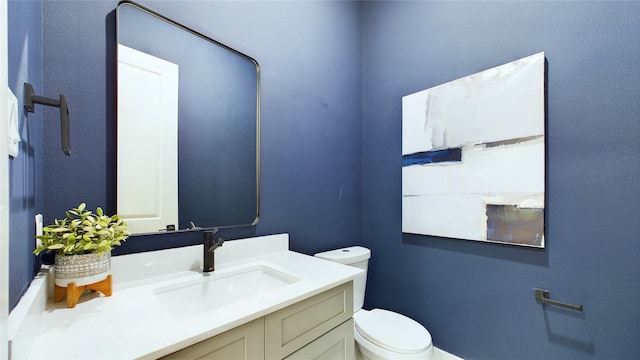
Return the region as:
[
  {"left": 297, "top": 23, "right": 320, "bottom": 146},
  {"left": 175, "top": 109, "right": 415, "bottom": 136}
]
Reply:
[{"left": 34, "top": 203, "right": 130, "bottom": 288}]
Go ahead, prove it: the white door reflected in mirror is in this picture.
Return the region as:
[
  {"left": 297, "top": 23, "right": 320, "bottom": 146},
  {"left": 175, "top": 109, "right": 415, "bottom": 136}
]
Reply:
[{"left": 117, "top": 44, "right": 179, "bottom": 234}]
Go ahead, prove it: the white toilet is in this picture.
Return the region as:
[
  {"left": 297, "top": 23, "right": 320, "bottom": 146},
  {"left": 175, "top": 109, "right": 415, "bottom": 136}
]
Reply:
[{"left": 315, "top": 246, "right": 433, "bottom": 360}]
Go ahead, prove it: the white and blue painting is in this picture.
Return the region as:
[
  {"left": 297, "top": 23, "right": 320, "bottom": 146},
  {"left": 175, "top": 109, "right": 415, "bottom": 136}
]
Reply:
[{"left": 402, "top": 52, "right": 545, "bottom": 247}]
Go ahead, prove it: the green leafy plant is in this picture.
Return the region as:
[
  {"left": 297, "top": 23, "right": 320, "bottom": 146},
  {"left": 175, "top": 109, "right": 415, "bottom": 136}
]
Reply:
[{"left": 34, "top": 203, "right": 130, "bottom": 256}]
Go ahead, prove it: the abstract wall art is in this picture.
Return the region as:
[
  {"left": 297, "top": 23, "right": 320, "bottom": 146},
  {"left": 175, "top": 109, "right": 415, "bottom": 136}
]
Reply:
[{"left": 402, "top": 52, "right": 546, "bottom": 247}]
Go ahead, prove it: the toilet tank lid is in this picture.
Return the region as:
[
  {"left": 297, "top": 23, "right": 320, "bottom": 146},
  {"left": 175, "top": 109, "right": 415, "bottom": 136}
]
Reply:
[{"left": 314, "top": 246, "right": 371, "bottom": 264}]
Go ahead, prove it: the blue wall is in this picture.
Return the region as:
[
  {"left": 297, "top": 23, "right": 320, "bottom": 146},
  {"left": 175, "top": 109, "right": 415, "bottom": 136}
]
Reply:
[
  {"left": 8, "top": 0, "right": 362, "bottom": 307},
  {"left": 361, "top": 2, "right": 639, "bottom": 359},
  {"left": 7, "top": 0, "right": 43, "bottom": 310}
]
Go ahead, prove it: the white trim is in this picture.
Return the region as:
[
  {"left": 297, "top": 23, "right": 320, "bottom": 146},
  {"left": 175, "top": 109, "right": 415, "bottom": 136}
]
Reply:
[{"left": 0, "top": 0, "right": 11, "bottom": 358}]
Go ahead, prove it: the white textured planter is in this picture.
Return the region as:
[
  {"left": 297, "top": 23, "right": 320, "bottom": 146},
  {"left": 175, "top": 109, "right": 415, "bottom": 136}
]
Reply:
[{"left": 54, "top": 251, "right": 111, "bottom": 287}]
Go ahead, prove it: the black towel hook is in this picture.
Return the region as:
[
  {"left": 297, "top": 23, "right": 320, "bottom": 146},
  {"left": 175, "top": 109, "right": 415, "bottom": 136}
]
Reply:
[{"left": 23, "top": 82, "right": 71, "bottom": 156}]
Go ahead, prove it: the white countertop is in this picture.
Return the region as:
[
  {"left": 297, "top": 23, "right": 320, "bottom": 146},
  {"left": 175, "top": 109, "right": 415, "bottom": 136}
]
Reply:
[{"left": 9, "top": 234, "right": 362, "bottom": 359}]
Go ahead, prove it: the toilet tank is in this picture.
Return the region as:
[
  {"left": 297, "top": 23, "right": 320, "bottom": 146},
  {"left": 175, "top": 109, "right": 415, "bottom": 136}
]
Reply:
[{"left": 314, "top": 246, "right": 371, "bottom": 312}]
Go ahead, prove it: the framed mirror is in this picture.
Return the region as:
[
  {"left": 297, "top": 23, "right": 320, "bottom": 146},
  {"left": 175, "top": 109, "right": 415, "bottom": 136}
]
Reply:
[{"left": 116, "top": 1, "right": 260, "bottom": 235}]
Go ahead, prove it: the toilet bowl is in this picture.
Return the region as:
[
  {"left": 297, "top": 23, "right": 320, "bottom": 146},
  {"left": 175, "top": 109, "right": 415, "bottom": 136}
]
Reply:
[
  {"left": 354, "top": 309, "right": 433, "bottom": 360},
  {"left": 315, "top": 246, "right": 433, "bottom": 360}
]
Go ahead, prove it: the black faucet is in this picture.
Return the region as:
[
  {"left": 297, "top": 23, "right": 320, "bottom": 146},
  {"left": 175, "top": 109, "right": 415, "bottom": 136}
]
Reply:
[{"left": 203, "top": 228, "right": 224, "bottom": 273}]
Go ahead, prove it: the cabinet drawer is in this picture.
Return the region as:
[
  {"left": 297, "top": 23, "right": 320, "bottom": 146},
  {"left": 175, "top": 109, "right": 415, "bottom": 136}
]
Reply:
[
  {"left": 285, "top": 318, "right": 354, "bottom": 360},
  {"left": 161, "top": 318, "right": 264, "bottom": 360},
  {"left": 265, "top": 281, "right": 353, "bottom": 359}
]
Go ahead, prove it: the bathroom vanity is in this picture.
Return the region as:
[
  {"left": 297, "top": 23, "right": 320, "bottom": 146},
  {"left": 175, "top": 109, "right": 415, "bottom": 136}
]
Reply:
[
  {"left": 8, "top": 234, "right": 361, "bottom": 359},
  {"left": 162, "top": 282, "right": 354, "bottom": 359}
]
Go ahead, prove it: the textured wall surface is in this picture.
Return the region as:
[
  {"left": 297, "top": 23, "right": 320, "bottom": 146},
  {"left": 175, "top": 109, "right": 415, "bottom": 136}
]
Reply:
[
  {"left": 39, "top": 0, "right": 363, "bottom": 254},
  {"left": 10, "top": 0, "right": 362, "bottom": 308},
  {"left": 7, "top": 0, "right": 43, "bottom": 310},
  {"left": 361, "top": 2, "right": 639, "bottom": 359}
]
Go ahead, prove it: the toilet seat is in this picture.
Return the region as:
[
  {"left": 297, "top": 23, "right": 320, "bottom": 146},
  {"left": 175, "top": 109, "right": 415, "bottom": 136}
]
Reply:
[{"left": 354, "top": 309, "right": 432, "bottom": 355}]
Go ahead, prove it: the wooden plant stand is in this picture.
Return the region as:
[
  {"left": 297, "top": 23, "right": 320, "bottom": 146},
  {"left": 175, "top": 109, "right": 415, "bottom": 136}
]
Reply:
[{"left": 54, "top": 275, "right": 113, "bottom": 308}]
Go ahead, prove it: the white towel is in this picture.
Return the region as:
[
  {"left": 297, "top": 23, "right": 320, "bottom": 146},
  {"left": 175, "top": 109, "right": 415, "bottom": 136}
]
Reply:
[{"left": 7, "top": 86, "right": 20, "bottom": 157}]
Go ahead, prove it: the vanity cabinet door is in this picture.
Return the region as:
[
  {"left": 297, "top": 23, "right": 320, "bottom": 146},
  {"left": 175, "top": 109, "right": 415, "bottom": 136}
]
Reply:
[
  {"left": 161, "top": 318, "right": 264, "bottom": 359},
  {"left": 265, "top": 281, "right": 353, "bottom": 359},
  {"left": 284, "top": 318, "right": 354, "bottom": 360}
]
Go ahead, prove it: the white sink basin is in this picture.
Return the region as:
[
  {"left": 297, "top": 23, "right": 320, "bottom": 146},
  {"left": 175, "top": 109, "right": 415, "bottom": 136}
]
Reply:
[{"left": 153, "top": 263, "right": 299, "bottom": 317}]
